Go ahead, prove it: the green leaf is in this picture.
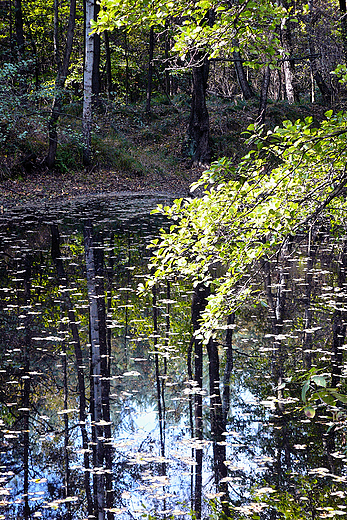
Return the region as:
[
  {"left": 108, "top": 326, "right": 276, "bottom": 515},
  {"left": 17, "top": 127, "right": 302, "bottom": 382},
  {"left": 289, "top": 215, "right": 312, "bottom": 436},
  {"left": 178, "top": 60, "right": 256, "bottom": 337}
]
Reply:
[
  {"left": 331, "top": 392, "right": 347, "bottom": 404},
  {"left": 302, "top": 380, "right": 310, "bottom": 403},
  {"left": 317, "top": 391, "right": 336, "bottom": 406},
  {"left": 311, "top": 375, "right": 327, "bottom": 387}
]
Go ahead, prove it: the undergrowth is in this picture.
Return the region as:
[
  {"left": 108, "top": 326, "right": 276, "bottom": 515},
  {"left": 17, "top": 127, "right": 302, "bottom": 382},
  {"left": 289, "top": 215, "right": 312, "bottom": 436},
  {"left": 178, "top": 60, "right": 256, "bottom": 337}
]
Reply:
[{"left": 0, "top": 88, "right": 328, "bottom": 181}]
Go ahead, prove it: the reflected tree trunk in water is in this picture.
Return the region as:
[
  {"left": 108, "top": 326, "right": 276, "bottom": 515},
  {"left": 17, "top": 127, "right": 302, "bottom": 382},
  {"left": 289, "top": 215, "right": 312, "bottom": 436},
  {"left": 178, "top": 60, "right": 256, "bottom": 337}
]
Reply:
[
  {"left": 93, "top": 231, "right": 114, "bottom": 519},
  {"left": 262, "top": 252, "right": 292, "bottom": 488},
  {"left": 191, "top": 283, "right": 209, "bottom": 520},
  {"left": 331, "top": 238, "right": 347, "bottom": 388},
  {"left": 84, "top": 223, "right": 114, "bottom": 520},
  {"left": 191, "top": 282, "right": 232, "bottom": 515},
  {"left": 303, "top": 229, "right": 318, "bottom": 369},
  {"left": 84, "top": 223, "right": 105, "bottom": 520},
  {"left": 325, "top": 238, "right": 347, "bottom": 474},
  {"left": 62, "top": 334, "right": 71, "bottom": 519},
  {"left": 222, "top": 313, "right": 234, "bottom": 423},
  {"left": 123, "top": 233, "right": 132, "bottom": 363},
  {"left": 22, "top": 255, "right": 32, "bottom": 520},
  {"left": 50, "top": 224, "right": 93, "bottom": 515},
  {"left": 152, "top": 284, "right": 165, "bottom": 458},
  {"left": 262, "top": 253, "right": 288, "bottom": 408},
  {"left": 207, "top": 334, "right": 230, "bottom": 514},
  {"left": 106, "top": 232, "right": 115, "bottom": 364},
  {"left": 152, "top": 283, "right": 167, "bottom": 510}
]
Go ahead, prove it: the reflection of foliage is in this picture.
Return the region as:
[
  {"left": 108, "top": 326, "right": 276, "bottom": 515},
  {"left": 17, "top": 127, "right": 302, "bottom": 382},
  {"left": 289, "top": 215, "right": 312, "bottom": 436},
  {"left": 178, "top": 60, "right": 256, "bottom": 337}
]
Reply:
[{"left": 246, "top": 476, "right": 347, "bottom": 520}]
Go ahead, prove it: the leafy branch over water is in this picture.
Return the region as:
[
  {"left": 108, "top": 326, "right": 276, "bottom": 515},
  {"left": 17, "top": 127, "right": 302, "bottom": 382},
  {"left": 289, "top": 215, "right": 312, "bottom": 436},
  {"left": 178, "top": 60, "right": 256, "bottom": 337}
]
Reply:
[{"left": 145, "top": 110, "right": 347, "bottom": 343}]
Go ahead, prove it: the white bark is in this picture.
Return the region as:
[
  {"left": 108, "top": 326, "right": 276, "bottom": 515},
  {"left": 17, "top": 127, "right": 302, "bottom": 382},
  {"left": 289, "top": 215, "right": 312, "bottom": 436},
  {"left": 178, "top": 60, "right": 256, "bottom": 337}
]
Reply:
[{"left": 83, "top": 0, "right": 94, "bottom": 165}]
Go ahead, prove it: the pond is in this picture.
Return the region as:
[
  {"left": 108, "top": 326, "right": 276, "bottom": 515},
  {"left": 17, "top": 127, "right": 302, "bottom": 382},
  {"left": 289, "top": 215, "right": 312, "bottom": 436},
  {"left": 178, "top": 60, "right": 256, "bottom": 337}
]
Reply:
[{"left": 0, "top": 193, "right": 347, "bottom": 520}]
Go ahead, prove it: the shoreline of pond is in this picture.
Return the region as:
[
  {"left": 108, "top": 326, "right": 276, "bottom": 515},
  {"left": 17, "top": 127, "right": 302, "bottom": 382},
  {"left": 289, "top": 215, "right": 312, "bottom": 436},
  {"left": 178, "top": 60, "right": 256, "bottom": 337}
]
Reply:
[{"left": 0, "top": 167, "right": 203, "bottom": 211}]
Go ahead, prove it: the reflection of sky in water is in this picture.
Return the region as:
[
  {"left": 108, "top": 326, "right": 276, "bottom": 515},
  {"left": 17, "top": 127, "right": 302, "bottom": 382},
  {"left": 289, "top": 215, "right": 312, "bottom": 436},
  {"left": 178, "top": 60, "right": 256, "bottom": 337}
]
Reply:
[{"left": 1, "top": 194, "right": 347, "bottom": 518}]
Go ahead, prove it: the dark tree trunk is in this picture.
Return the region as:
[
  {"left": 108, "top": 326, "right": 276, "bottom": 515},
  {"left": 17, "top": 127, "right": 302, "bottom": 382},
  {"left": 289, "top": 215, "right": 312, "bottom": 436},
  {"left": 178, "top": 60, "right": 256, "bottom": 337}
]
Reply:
[
  {"left": 339, "top": 0, "right": 347, "bottom": 61},
  {"left": 146, "top": 26, "right": 154, "bottom": 114},
  {"left": 256, "top": 64, "right": 271, "bottom": 124},
  {"left": 308, "top": 0, "right": 331, "bottom": 104},
  {"left": 46, "top": 0, "right": 77, "bottom": 168},
  {"left": 331, "top": 239, "right": 347, "bottom": 387},
  {"left": 152, "top": 285, "right": 165, "bottom": 454},
  {"left": 14, "top": 0, "right": 24, "bottom": 58},
  {"left": 303, "top": 230, "right": 318, "bottom": 369},
  {"left": 233, "top": 50, "right": 254, "bottom": 100},
  {"left": 93, "top": 233, "right": 114, "bottom": 519},
  {"left": 9, "top": 0, "right": 14, "bottom": 58},
  {"left": 124, "top": 31, "right": 129, "bottom": 104},
  {"left": 104, "top": 31, "right": 113, "bottom": 99},
  {"left": 188, "top": 55, "right": 211, "bottom": 165}
]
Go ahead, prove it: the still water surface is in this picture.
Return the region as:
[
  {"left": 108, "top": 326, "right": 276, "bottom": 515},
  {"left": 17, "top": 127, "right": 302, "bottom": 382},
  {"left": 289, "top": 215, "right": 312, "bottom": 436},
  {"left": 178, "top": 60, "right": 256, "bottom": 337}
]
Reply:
[{"left": 0, "top": 194, "right": 347, "bottom": 520}]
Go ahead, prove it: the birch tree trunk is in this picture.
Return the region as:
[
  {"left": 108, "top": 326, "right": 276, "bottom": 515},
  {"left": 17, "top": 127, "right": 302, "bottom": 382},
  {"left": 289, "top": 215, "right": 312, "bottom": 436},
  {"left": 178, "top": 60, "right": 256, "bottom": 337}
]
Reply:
[
  {"left": 83, "top": 0, "right": 94, "bottom": 166},
  {"left": 279, "top": 0, "right": 299, "bottom": 104}
]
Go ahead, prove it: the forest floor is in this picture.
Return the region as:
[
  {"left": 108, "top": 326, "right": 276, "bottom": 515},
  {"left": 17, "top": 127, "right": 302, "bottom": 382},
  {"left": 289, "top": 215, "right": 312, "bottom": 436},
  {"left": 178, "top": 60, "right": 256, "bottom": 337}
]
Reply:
[
  {"left": 0, "top": 95, "right": 328, "bottom": 210},
  {"left": 0, "top": 165, "right": 200, "bottom": 210}
]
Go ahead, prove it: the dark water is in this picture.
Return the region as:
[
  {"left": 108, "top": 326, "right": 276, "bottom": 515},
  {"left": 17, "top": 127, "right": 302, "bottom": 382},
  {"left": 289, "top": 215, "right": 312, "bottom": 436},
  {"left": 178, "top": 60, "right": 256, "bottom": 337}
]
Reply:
[{"left": 0, "top": 194, "right": 347, "bottom": 520}]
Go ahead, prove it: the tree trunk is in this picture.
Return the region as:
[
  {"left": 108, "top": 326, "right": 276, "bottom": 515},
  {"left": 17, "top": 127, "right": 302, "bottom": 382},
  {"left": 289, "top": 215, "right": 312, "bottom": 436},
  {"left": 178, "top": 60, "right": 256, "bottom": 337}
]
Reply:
[
  {"left": 165, "top": 18, "right": 171, "bottom": 95},
  {"left": 53, "top": 0, "right": 61, "bottom": 69},
  {"left": 188, "top": 55, "right": 211, "bottom": 165},
  {"left": 256, "top": 64, "right": 271, "bottom": 124},
  {"left": 14, "top": 0, "right": 24, "bottom": 58},
  {"left": 233, "top": 49, "right": 254, "bottom": 100},
  {"left": 124, "top": 31, "right": 129, "bottom": 103},
  {"left": 146, "top": 26, "right": 154, "bottom": 114},
  {"left": 339, "top": 0, "right": 347, "bottom": 61},
  {"left": 104, "top": 31, "right": 113, "bottom": 99},
  {"left": 46, "top": 0, "right": 77, "bottom": 168},
  {"left": 331, "top": 239, "right": 347, "bottom": 387},
  {"left": 307, "top": 0, "right": 331, "bottom": 104},
  {"left": 279, "top": 0, "right": 299, "bottom": 103},
  {"left": 92, "top": 1, "right": 101, "bottom": 99},
  {"left": 83, "top": 0, "right": 94, "bottom": 166}
]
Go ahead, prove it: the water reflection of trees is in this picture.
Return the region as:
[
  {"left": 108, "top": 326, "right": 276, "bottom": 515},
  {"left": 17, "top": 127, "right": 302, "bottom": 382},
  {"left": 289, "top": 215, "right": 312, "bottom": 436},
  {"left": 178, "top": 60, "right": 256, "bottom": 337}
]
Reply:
[{"left": 0, "top": 210, "right": 347, "bottom": 518}]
